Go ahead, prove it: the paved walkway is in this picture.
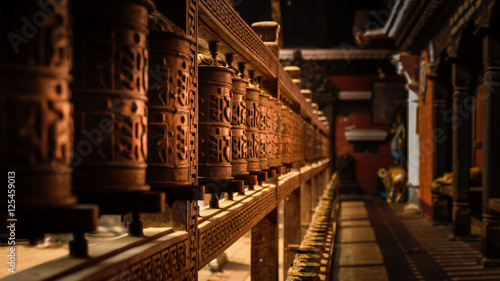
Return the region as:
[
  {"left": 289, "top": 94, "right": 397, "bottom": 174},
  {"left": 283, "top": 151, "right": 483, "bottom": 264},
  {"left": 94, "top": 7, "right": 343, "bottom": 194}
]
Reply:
[{"left": 333, "top": 198, "right": 500, "bottom": 281}]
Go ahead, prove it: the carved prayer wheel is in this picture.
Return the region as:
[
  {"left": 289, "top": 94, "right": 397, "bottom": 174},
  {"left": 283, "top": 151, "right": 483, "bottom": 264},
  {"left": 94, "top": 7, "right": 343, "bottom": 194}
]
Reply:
[
  {"left": 71, "top": 0, "right": 155, "bottom": 193},
  {"left": 271, "top": 100, "right": 283, "bottom": 167},
  {"left": 198, "top": 65, "right": 233, "bottom": 181},
  {"left": 259, "top": 90, "right": 270, "bottom": 170},
  {"left": 0, "top": 0, "right": 77, "bottom": 209},
  {"left": 245, "top": 85, "right": 261, "bottom": 172},
  {"left": 291, "top": 112, "right": 299, "bottom": 163},
  {"left": 146, "top": 31, "right": 195, "bottom": 187},
  {"left": 281, "top": 107, "right": 293, "bottom": 164},
  {"left": 231, "top": 76, "right": 249, "bottom": 176},
  {"left": 267, "top": 97, "right": 277, "bottom": 167},
  {"left": 305, "top": 124, "right": 314, "bottom": 162}
]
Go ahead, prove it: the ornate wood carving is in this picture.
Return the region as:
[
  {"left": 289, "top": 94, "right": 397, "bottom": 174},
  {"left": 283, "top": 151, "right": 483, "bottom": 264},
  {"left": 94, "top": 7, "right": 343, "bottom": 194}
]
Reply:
[
  {"left": 198, "top": 66, "right": 233, "bottom": 181},
  {"left": 147, "top": 31, "right": 195, "bottom": 187},
  {"left": 281, "top": 107, "right": 293, "bottom": 164},
  {"left": 0, "top": 0, "right": 77, "bottom": 209},
  {"left": 259, "top": 91, "right": 270, "bottom": 170},
  {"left": 198, "top": 187, "right": 276, "bottom": 268},
  {"left": 245, "top": 85, "right": 261, "bottom": 172},
  {"left": 270, "top": 99, "right": 282, "bottom": 167},
  {"left": 72, "top": 0, "right": 155, "bottom": 192},
  {"left": 199, "top": 0, "right": 278, "bottom": 78},
  {"left": 231, "top": 76, "right": 248, "bottom": 176}
]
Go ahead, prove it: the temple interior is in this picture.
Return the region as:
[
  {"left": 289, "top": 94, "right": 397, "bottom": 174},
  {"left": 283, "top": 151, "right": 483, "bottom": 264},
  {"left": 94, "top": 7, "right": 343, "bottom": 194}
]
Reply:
[{"left": 1, "top": 0, "right": 500, "bottom": 280}]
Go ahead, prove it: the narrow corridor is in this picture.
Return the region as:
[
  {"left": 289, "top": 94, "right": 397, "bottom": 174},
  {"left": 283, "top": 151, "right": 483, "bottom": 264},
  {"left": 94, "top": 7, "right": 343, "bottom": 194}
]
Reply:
[{"left": 334, "top": 198, "right": 500, "bottom": 281}]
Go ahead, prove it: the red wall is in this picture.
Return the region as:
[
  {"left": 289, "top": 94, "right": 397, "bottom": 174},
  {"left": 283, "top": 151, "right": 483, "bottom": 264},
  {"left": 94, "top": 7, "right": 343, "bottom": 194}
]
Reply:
[
  {"left": 335, "top": 113, "right": 395, "bottom": 194},
  {"left": 330, "top": 75, "right": 402, "bottom": 194}
]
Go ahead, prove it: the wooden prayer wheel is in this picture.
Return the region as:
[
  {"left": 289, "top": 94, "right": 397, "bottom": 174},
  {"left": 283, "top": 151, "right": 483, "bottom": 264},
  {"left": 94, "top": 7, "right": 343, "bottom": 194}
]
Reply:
[
  {"left": 305, "top": 124, "right": 314, "bottom": 162},
  {"left": 198, "top": 66, "right": 234, "bottom": 181},
  {"left": 146, "top": 31, "right": 195, "bottom": 187},
  {"left": 271, "top": 100, "right": 283, "bottom": 167},
  {"left": 245, "top": 85, "right": 261, "bottom": 172},
  {"left": 231, "top": 76, "right": 249, "bottom": 176},
  {"left": 259, "top": 90, "right": 270, "bottom": 170},
  {"left": 291, "top": 112, "right": 299, "bottom": 163},
  {"left": 281, "top": 107, "right": 293, "bottom": 164},
  {"left": 0, "top": 0, "right": 77, "bottom": 210},
  {"left": 267, "top": 97, "right": 277, "bottom": 167},
  {"left": 71, "top": 0, "right": 155, "bottom": 193}
]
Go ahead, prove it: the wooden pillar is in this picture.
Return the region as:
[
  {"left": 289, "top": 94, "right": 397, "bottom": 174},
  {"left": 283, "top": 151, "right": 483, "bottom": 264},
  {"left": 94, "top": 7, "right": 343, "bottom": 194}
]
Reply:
[
  {"left": 431, "top": 76, "right": 451, "bottom": 223},
  {"left": 482, "top": 33, "right": 500, "bottom": 265},
  {"left": 451, "top": 62, "right": 472, "bottom": 237},
  {"left": 431, "top": 77, "right": 450, "bottom": 179},
  {"left": 251, "top": 208, "right": 279, "bottom": 281},
  {"left": 301, "top": 180, "right": 313, "bottom": 239},
  {"left": 283, "top": 188, "right": 301, "bottom": 278}
]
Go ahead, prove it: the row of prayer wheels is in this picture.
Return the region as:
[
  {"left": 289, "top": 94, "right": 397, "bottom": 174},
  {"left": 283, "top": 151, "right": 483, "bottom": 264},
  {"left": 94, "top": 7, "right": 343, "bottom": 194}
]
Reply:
[
  {"left": 286, "top": 175, "right": 339, "bottom": 281},
  {"left": 0, "top": 0, "right": 330, "bottom": 245},
  {"left": 197, "top": 55, "right": 330, "bottom": 182}
]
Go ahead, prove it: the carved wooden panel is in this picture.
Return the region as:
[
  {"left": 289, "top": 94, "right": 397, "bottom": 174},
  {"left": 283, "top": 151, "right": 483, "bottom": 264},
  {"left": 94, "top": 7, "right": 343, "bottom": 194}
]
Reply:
[
  {"left": 0, "top": 0, "right": 77, "bottom": 209},
  {"left": 71, "top": 0, "right": 154, "bottom": 192},
  {"left": 102, "top": 235, "right": 191, "bottom": 281},
  {"left": 198, "top": 66, "right": 233, "bottom": 180},
  {"left": 198, "top": 187, "right": 276, "bottom": 268},
  {"left": 147, "top": 31, "right": 195, "bottom": 187},
  {"left": 199, "top": 0, "right": 278, "bottom": 78},
  {"left": 231, "top": 77, "right": 248, "bottom": 175}
]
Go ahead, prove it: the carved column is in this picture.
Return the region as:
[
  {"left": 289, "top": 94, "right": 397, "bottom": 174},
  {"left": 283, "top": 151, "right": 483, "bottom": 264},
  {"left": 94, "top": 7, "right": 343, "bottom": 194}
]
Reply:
[
  {"left": 451, "top": 62, "right": 472, "bottom": 237},
  {"left": 251, "top": 208, "right": 279, "bottom": 281},
  {"left": 482, "top": 33, "right": 500, "bottom": 265}
]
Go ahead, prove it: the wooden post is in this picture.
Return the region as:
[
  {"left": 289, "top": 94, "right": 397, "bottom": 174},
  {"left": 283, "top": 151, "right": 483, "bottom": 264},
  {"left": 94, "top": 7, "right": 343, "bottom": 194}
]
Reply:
[
  {"left": 283, "top": 188, "right": 301, "bottom": 278},
  {"left": 431, "top": 77, "right": 451, "bottom": 179},
  {"left": 482, "top": 33, "right": 500, "bottom": 266},
  {"left": 430, "top": 76, "right": 452, "bottom": 223},
  {"left": 251, "top": 208, "right": 279, "bottom": 281},
  {"left": 451, "top": 62, "right": 472, "bottom": 237}
]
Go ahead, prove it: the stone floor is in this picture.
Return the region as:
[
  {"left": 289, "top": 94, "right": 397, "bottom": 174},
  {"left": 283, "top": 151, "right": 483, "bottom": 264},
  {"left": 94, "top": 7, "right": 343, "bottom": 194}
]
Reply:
[{"left": 333, "top": 197, "right": 500, "bottom": 281}]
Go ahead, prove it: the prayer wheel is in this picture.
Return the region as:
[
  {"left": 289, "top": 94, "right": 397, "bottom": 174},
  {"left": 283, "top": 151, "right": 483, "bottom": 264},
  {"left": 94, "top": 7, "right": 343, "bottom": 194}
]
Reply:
[
  {"left": 198, "top": 65, "right": 233, "bottom": 181},
  {"left": 231, "top": 76, "right": 249, "bottom": 176},
  {"left": 271, "top": 100, "right": 283, "bottom": 167},
  {"left": 259, "top": 90, "right": 270, "bottom": 170},
  {"left": 245, "top": 85, "right": 261, "bottom": 172},
  {"left": 147, "top": 31, "right": 195, "bottom": 187},
  {"left": 72, "top": 0, "right": 155, "bottom": 193},
  {"left": 267, "top": 97, "right": 278, "bottom": 168},
  {"left": 0, "top": 0, "right": 77, "bottom": 209},
  {"left": 281, "top": 107, "right": 293, "bottom": 164}
]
